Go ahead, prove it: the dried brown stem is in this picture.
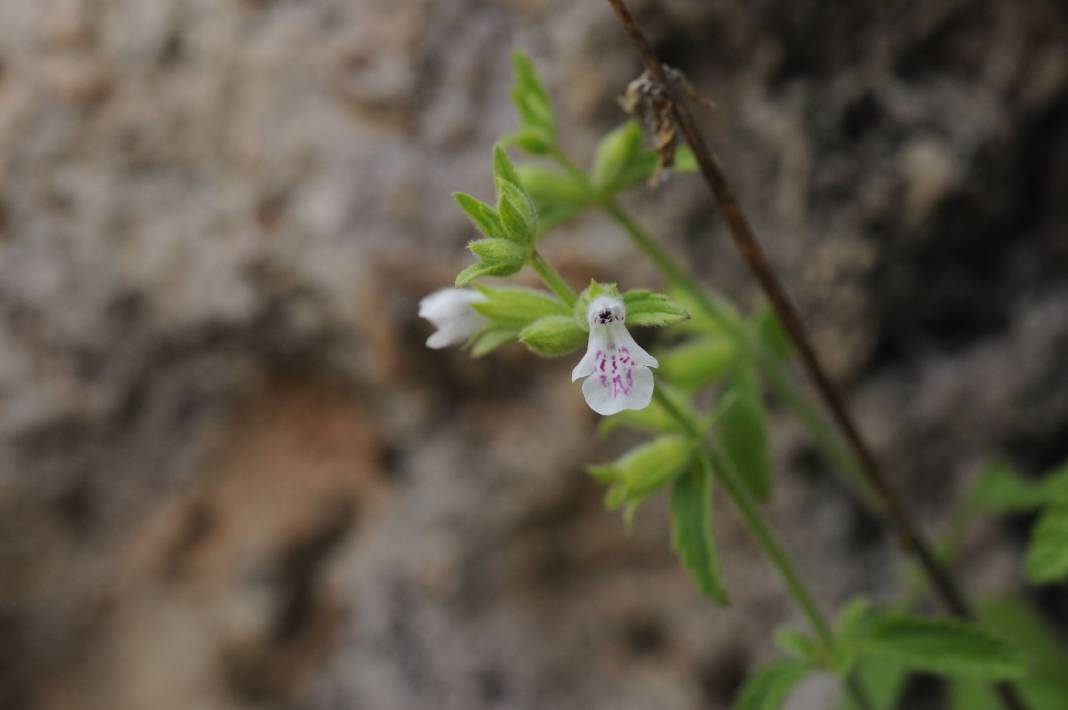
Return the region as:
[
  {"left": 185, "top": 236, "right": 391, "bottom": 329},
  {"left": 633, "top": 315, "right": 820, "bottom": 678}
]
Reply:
[{"left": 603, "top": 1, "right": 1024, "bottom": 707}]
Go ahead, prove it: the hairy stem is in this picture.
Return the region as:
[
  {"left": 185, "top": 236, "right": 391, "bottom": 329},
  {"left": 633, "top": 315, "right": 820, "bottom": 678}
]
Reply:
[{"left": 530, "top": 249, "right": 577, "bottom": 306}]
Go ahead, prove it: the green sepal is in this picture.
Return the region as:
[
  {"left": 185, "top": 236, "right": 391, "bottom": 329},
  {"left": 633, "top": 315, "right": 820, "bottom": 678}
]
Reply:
[
  {"left": 467, "top": 238, "right": 528, "bottom": 268},
  {"left": 734, "top": 659, "right": 811, "bottom": 710},
  {"left": 623, "top": 289, "right": 690, "bottom": 327},
  {"left": 495, "top": 178, "right": 537, "bottom": 245},
  {"left": 574, "top": 280, "right": 621, "bottom": 328},
  {"left": 517, "top": 165, "right": 590, "bottom": 208},
  {"left": 659, "top": 336, "right": 738, "bottom": 390},
  {"left": 453, "top": 192, "right": 506, "bottom": 240},
  {"left": 470, "top": 285, "right": 569, "bottom": 328},
  {"left": 468, "top": 327, "right": 519, "bottom": 357},
  {"left": 519, "top": 314, "right": 586, "bottom": 357},
  {"left": 670, "top": 459, "right": 729, "bottom": 603},
  {"left": 589, "top": 434, "right": 694, "bottom": 507}
]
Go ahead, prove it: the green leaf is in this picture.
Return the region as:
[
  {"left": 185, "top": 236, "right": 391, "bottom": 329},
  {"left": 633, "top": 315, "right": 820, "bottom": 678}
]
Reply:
[
  {"left": 517, "top": 165, "right": 590, "bottom": 208},
  {"left": 455, "top": 260, "right": 522, "bottom": 286},
  {"left": 853, "top": 612, "right": 1027, "bottom": 680},
  {"left": 969, "top": 462, "right": 1050, "bottom": 514},
  {"left": 469, "top": 327, "right": 518, "bottom": 357},
  {"left": 623, "top": 289, "right": 690, "bottom": 327},
  {"left": 716, "top": 373, "right": 773, "bottom": 502},
  {"left": 670, "top": 460, "right": 729, "bottom": 603},
  {"left": 511, "top": 50, "right": 555, "bottom": 135},
  {"left": 519, "top": 315, "right": 587, "bottom": 357},
  {"left": 589, "top": 435, "right": 693, "bottom": 506},
  {"left": 503, "top": 127, "right": 554, "bottom": 155},
  {"left": 453, "top": 192, "right": 505, "bottom": 240},
  {"left": 1026, "top": 503, "right": 1068, "bottom": 583},
  {"left": 470, "top": 285, "right": 569, "bottom": 328},
  {"left": 590, "top": 120, "right": 644, "bottom": 190},
  {"left": 755, "top": 304, "right": 793, "bottom": 359},
  {"left": 837, "top": 657, "right": 907, "bottom": 710},
  {"left": 467, "top": 238, "right": 528, "bottom": 268},
  {"left": 492, "top": 144, "right": 523, "bottom": 190},
  {"left": 774, "top": 626, "right": 820, "bottom": 664},
  {"left": 734, "top": 660, "right": 810, "bottom": 710},
  {"left": 598, "top": 396, "right": 681, "bottom": 437},
  {"left": 495, "top": 178, "right": 537, "bottom": 245},
  {"left": 659, "top": 336, "right": 738, "bottom": 390}
]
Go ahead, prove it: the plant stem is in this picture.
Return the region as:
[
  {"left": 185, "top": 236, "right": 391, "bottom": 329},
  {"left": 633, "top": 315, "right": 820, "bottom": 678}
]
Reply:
[
  {"left": 530, "top": 249, "right": 577, "bottom": 306},
  {"left": 654, "top": 388, "right": 873, "bottom": 710},
  {"left": 602, "top": 4, "right": 1028, "bottom": 707}
]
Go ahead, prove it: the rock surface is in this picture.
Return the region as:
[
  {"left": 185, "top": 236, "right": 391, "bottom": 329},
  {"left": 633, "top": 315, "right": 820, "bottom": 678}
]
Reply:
[{"left": 1, "top": 1, "right": 1066, "bottom": 709}]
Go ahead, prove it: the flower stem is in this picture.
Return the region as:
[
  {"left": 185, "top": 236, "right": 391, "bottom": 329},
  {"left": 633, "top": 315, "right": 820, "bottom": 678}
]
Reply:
[
  {"left": 530, "top": 249, "right": 577, "bottom": 306},
  {"left": 653, "top": 387, "right": 873, "bottom": 710}
]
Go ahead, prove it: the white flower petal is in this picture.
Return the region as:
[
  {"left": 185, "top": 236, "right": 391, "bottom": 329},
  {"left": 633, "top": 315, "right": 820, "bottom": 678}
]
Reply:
[
  {"left": 419, "top": 288, "right": 487, "bottom": 349},
  {"left": 571, "top": 328, "right": 607, "bottom": 381},
  {"left": 610, "top": 322, "right": 659, "bottom": 369},
  {"left": 581, "top": 364, "right": 654, "bottom": 415}
]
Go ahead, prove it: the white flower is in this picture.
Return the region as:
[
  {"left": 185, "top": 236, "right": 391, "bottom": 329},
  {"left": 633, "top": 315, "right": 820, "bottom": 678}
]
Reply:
[
  {"left": 571, "top": 294, "right": 658, "bottom": 415},
  {"left": 419, "top": 288, "right": 487, "bottom": 349}
]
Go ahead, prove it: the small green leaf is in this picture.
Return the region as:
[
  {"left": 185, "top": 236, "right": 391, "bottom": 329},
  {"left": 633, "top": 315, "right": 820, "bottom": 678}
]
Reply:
[
  {"left": 755, "top": 304, "right": 794, "bottom": 359},
  {"left": 853, "top": 612, "right": 1027, "bottom": 680},
  {"left": 590, "top": 434, "right": 693, "bottom": 506},
  {"left": 659, "top": 336, "right": 738, "bottom": 390},
  {"left": 623, "top": 289, "right": 690, "bottom": 327},
  {"left": 716, "top": 373, "right": 773, "bottom": 502},
  {"left": 734, "top": 659, "right": 810, "bottom": 710},
  {"left": 455, "top": 260, "right": 522, "bottom": 286},
  {"left": 670, "top": 460, "right": 729, "bottom": 603},
  {"left": 1026, "top": 503, "right": 1068, "bottom": 583},
  {"left": 590, "top": 120, "right": 644, "bottom": 190},
  {"left": 496, "top": 178, "right": 537, "bottom": 245},
  {"left": 511, "top": 50, "right": 555, "bottom": 135},
  {"left": 519, "top": 315, "right": 587, "bottom": 357},
  {"left": 517, "top": 165, "right": 590, "bottom": 208},
  {"left": 774, "top": 626, "right": 820, "bottom": 664},
  {"left": 503, "top": 127, "right": 554, "bottom": 155},
  {"left": 492, "top": 144, "right": 523, "bottom": 190},
  {"left": 470, "top": 285, "right": 569, "bottom": 328},
  {"left": 453, "top": 192, "right": 505, "bottom": 240},
  {"left": 469, "top": 327, "right": 518, "bottom": 357},
  {"left": 969, "top": 462, "right": 1050, "bottom": 514},
  {"left": 467, "top": 238, "right": 528, "bottom": 268}
]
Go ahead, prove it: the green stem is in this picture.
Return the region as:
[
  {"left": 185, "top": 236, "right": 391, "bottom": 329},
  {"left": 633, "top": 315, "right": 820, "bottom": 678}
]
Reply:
[
  {"left": 654, "top": 387, "right": 873, "bottom": 710},
  {"left": 530, "top": 249, "right": 577, "bottom": 306},
  {"left": 551, "top": 147, "right": 880, "bottom": 509}
]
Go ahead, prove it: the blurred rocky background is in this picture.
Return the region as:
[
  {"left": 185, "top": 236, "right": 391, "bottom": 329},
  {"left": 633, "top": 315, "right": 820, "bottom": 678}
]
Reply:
[{"left": 1, "top": 0, "right": 1066, "bottom": 708}]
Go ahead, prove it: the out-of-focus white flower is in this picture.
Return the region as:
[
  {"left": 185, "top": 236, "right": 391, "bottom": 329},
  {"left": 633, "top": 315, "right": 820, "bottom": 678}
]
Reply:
[
  {"left": 571, "top": 294, "right": 658, "bottom": 415},
  {"left": 419, "top": 288, "right": 487, "bottom": 349}
]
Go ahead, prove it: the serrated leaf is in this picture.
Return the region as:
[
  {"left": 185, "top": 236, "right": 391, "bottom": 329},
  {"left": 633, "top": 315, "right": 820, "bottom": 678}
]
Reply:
[
  {"left": 1026, "top": 503, "right": 1068, "bottom": 583},
  {"left": 734, "top": 660, "right": 810, "bottom": 710},
  {"left": 470, "top": 285, "right": 569, "bottom": 328},
  {"left": 671, "top": 459, "right": 729, "bottom": 603},
  {"left": 496, "top": 178, "right": 537, "bottom": 244},
  {"left": 519, "top": 315, "right": 586, "bottom": 357},
  {"left": 623, "top": 289, "right": 689, "bottom": 327},
  {"left": 854, "top": 612, "right": 1027, "bottom": 679},
  {"left": 454, "top": 192, "right": 505, "bottom": 239},
  {"left": 659, "top": 336, "right": 738, "bottom": 390},
  {"left": 469, "top": 327, "right": 518, "bottom": 357},
  {"left": 517, "top": 165, "right": 590, "bottom": 208},
  {"left": 467, "top": 238, "right": 527, "bottom": 267},
  {"left": 511, "top": 50, "right": 555, "bottom": 135},
  {"left": 591, "top": 435, "right": 693, "bottom": 506},
  {"left": 716, "top": 373, "right": 773, "bottom": 502}
]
